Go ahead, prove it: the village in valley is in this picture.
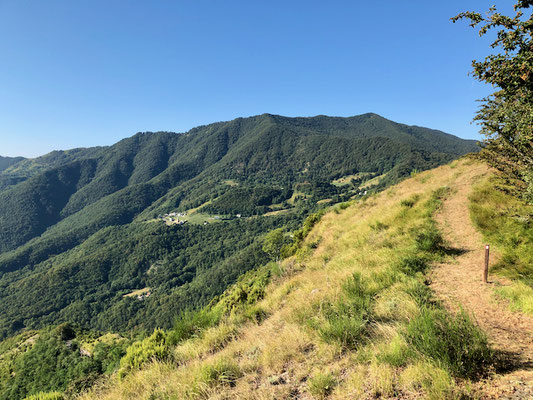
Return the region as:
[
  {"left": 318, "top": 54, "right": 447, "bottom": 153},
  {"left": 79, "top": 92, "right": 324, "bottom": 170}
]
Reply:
[
  {"left": 156, "top": 211, "right": 238, "bottom": 226},
  {"left": 158, "top": 211, "right": 188, "bottom": 225},
  {"left": 147, "top": 172, "right": 380, "bottom": 230}
]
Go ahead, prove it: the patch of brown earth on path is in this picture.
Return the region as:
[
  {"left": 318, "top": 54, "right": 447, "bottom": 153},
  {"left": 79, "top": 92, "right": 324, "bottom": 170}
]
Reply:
[{"left": 430, "top": 163, "right": 533, "bottom": 399}]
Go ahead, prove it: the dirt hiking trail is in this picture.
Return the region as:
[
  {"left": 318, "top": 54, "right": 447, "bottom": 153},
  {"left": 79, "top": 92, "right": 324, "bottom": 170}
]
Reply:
[{"left": 430, "top": 163, "right": 533, "bottom": 399}]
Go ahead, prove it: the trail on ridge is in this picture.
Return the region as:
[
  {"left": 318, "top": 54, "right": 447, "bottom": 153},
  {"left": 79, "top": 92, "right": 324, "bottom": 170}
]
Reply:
[{"left": 430, "top": 163, "right": 533, "bottom": 399}]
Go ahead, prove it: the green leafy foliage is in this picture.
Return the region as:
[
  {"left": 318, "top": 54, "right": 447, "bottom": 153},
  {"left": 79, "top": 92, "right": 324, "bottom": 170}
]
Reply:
[
  {"left": 118, "top": 329, "right": 171, "bottom": 378},
  {"left": 203, "top": 186, "right": 292, "bottom": 216},
  {"left": 214, "top": 266, "right": 272, "bottom": 315},
  {"left": 281, "top": 210, "right": 326, "bottom": 258},
  {"left": 0, "top": 215, "right": 298, "bottom": 339},
  {"left": 262, "top": 228, "right": 289, "bottom": 260},
  {"left": 0, "top": 156, "right": 25, "bottom": 173},
  {"left": 0, "top": 326, "right": 128, "bottom": 400},
  {"left": 453, "top": 2, "right": 533, "bottom": 201}
]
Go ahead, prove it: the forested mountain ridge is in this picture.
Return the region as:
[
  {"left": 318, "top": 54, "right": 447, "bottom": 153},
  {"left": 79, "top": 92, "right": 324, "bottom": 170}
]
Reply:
[
  {"left": 0, "top": 156, "right": 25, "bottom": 172},
  {"left": 0, "top": 148, "right": 105, "bottom": 191},
  {"left": 0, "top": 113, "right": 478, "bottom": 343},
  {"left": 0, "top": 113, "right": 477, "bottom": 254}
]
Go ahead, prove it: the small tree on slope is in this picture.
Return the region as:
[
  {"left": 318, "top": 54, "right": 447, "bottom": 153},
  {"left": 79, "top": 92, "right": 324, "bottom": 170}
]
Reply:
[{"left": 453, "top": 0, "right": 533, "bottom": 202}]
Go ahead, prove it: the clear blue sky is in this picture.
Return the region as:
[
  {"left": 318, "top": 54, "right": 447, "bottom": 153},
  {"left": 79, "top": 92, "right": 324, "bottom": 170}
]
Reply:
[{"left": 0, "top": 1, "right": 512, "bottom": 157}]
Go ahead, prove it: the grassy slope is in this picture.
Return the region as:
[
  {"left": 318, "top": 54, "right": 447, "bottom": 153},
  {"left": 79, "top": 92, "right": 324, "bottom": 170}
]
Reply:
[
  {"left": 470, "top": 173, "right": 533, "bottom": 315},
  {"left": 78, "top": 158, "right": 496, "bottom": 400}
]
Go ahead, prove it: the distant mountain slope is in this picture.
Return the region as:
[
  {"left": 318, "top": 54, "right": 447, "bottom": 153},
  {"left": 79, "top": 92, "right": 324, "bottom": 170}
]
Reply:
[
  {"left": 0, "top": 156, "right": 25, "bottom": 172},
  {"left": 0, "top": 148, "right": 105, "bottom": 191},
  {"left": 267, "top": 113, "right": 477, "bottom": 155},
  {"left": 0, "top": 114, "right": 477, "bottom": 256},
  {"left": 0, "top": 113, "right": 478, "bottom": 339}
]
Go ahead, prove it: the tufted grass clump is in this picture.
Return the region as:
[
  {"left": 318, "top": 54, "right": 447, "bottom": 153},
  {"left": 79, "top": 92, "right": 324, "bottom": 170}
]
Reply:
[
  {"left": 311, "top": 272, "right": 374, "bottom": 350},
  {"left": 168, "top": 308, "right": 221, "bottom": 346},
  {"left": 404, "top": 308, "right": 493, "bottom": 379},
  {"left": 198, "top": 358, "right": 242, "bottom": 388},
  {"left": 415, "top": 223, "right": 444, "bottom": 253},
  {"left": 308, "top": 372, "right": 337, "bottom": 399}
]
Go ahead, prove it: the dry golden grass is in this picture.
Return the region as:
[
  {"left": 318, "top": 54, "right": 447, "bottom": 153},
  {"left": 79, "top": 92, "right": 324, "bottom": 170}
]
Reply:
[
  {"left": 79, "top": 158, "right": 487, "bottom": 400},
  {"left": 122, "top": 287, "right": 151, "bottom": 298}
]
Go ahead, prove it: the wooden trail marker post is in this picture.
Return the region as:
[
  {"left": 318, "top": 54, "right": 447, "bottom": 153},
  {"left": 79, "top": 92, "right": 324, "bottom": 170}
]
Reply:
[{"left": 483, "top": 244, "right": 490, "bottom": 283}]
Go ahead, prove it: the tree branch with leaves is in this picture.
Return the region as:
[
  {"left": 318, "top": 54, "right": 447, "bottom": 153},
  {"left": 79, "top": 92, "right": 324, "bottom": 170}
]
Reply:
[{"left": 453, "top": 1, "right": 533, "bottom": 202}]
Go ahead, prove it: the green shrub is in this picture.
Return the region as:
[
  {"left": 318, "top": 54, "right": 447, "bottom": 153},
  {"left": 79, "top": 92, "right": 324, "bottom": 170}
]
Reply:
[
  {"left": 308, "top": 372, "right": 337, "bottom": 399},
  {"left": 118, "top": 329, "right": 172, "bottom": 378},
  {"left": 262, "top": 228, "right": 289, "bottom": 260},
  {"left": 335, "top": 202, "right": 351, "bottom": 212},
  {"left": 216, "top": 267, "right": 272, "bottom": 316},
  {"left": 404, "top": 308, "right": 492, "bottom": 379},
  {"left": 303, "top": 211, "right": 325, "bottom": 236},
  {"left": 54, "top": 323, "right": 76, "bottom": 341},
  {"left": 282, "top": 211, "right": 326, "bottom": 258}
]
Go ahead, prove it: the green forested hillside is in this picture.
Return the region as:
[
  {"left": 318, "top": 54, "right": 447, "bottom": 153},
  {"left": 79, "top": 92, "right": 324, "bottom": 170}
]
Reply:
[
  {"left": 0, "top": 156, "right": 25, "bottom": 172},
  {"left": 0, "top": 148, "right": 104, "bottom": 191},
  {"left": 0, "top": 114, "right": 480, "bottom": 399},
  {"left": 0, "top": 113, "right": 477, "bottom": 343},
  {"left": 0, "top": 114, "right": 476, "bottom": 254}
]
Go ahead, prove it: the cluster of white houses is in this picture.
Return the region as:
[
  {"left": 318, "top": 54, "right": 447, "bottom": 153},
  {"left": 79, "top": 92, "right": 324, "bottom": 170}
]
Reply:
[{"left": 159, "top": 212, "right": 187, "bottom": 225}]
